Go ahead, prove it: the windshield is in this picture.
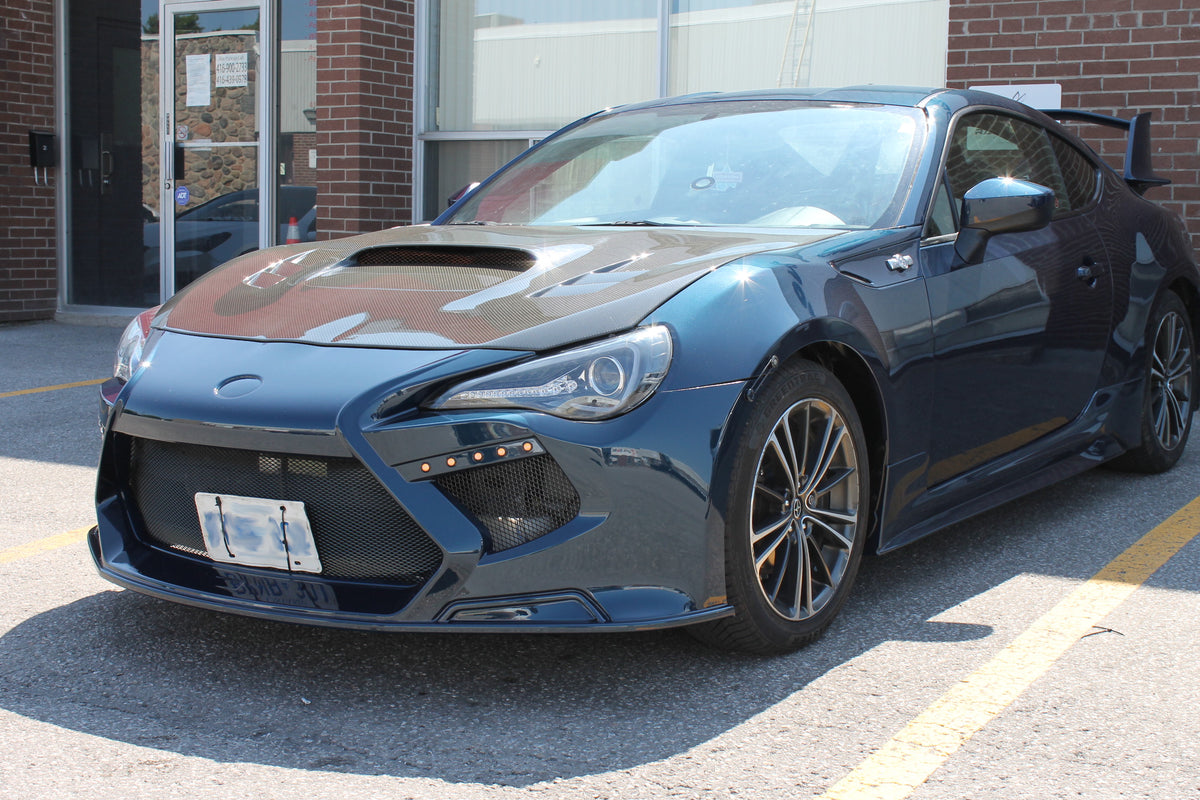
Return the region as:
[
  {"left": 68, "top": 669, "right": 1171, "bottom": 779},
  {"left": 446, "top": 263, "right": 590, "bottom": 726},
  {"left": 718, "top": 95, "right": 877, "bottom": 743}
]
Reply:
[{"left": 444, "top": 100, "right": 925, "bottom": 229}]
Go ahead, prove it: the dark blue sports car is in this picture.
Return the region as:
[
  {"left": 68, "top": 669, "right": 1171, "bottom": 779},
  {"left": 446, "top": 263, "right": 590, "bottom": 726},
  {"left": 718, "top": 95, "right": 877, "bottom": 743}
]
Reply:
[{"left": 92, "top": 87, "right": 1198, "bottom": 653}]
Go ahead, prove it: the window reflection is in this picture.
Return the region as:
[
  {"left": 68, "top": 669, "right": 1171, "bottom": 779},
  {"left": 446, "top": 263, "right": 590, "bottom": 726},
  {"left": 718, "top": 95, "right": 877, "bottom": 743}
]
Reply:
[{"left": 429, "top": 1, "right": 658, "bottom": 132}]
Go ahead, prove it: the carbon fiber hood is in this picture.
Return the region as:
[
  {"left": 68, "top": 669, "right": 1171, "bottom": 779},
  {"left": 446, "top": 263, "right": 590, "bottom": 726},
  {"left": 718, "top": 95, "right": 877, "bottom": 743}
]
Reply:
[{"left": 158, "top": 224, "right": 833, "bottom": 351}]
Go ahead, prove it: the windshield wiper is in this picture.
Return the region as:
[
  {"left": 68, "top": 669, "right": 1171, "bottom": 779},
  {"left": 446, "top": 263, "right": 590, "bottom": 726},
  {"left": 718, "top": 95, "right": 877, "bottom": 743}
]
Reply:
[{"left": 579, "top": 220, "right": 680, "bottom": 227}]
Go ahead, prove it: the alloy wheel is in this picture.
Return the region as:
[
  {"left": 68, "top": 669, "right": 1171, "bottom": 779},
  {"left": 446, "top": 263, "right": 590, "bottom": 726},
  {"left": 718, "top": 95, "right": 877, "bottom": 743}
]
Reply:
[
  {"left": 1150, "top": 309, "right": 1193, "bottom": 450},
  {"left": 749, "top": 397, "right": 861, "bottom": 621}
]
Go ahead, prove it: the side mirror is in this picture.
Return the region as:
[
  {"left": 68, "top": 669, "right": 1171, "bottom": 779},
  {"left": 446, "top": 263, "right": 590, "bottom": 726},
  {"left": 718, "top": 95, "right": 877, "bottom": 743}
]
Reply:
[{"left": 954, "top": 178, "right": 1055, "bottom": 265}]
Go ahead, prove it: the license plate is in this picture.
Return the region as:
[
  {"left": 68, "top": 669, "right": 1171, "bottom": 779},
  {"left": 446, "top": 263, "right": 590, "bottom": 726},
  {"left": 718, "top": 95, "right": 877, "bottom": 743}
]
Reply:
[
  {"left": 214, "top": 567, "right": 338, "bottom": 610},
  {"left": 195, "top": 493, "right": 322, "bottom": 574}
]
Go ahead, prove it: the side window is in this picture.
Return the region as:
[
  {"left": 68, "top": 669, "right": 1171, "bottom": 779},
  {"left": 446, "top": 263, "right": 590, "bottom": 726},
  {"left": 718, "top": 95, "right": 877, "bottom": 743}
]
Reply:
[
  {"left": 925, "top": 177, "right": 957, "bottom": 238},
  {"left": 1049, "top": 134, "right": 1099, "bottom": 211},
  {"left": 942, "top": 113, "right": 1071, "bottom": 219}
]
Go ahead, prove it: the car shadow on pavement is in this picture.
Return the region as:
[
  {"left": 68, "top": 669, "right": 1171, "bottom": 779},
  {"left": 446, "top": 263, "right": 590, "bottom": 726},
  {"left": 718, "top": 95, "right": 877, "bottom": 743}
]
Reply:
[{"left": 0, "top": 460, "right": 1195, "bottom": 786}]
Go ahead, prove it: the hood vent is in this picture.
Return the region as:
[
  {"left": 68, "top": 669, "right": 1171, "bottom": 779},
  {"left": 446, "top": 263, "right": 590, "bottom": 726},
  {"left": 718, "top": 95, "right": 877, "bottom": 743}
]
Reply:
[{"left": 353, "top": 246, "right": 536, "bottom": 272}]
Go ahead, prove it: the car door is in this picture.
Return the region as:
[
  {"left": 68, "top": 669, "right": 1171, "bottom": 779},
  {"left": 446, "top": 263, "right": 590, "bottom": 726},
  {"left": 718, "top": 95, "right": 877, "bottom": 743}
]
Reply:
[{"left": 920, "top": 111, "right": 1111, "bottom": 485}]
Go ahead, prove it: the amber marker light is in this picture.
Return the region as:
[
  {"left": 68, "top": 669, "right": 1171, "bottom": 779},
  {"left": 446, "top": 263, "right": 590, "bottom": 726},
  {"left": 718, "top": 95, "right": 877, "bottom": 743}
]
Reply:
[
  {"left": 523, "top": 442, "right": 533, "bottom": 452},
  {"left": 421, "top": 463, "right": 431, "bottom": 473},
  {"left": 473, "top": 452, "right": 484, "bottom": 462},
  {"left": 446, "top": 457, "right": 457, "bottom": 467},
  {"left": 496, "top": 447, "right": 507, "bottom": 457}
]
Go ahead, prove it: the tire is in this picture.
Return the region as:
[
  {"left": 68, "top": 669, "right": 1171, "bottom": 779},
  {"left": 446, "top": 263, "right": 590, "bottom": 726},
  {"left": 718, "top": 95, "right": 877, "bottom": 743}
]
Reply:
[
  {"left": 691, "top": 359, "right": 870, "bottom": 654},
  {"left": 1111, "top": 291, "right": 1195, "bottom": 473}
]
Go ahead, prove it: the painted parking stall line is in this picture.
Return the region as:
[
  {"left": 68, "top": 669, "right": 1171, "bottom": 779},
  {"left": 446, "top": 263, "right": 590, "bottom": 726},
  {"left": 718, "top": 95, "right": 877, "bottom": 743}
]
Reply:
[
  {"left": 0, "top": 527, "right": 92, "bottom": 565},
  {"left": 0, "top": 378, "right": 105, "bottom": 400},
  {"left": 820, "top": 495, "right": 1200, "bottom": 800}
]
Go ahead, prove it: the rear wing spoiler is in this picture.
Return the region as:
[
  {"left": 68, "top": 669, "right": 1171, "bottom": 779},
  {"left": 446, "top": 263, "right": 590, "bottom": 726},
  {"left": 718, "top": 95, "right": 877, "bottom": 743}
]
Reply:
[{"left": 1045, "top": 110, "right": 1170, "bottom": 195}]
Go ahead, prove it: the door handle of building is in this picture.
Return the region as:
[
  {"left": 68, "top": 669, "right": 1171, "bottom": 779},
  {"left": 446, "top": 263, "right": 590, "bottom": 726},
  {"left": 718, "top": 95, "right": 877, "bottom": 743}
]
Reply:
[
  {"left": 174, "top": 144, "right": 186, "bottom": 180},
  {"left": 100, "top": 133, "right": 113, "bottom": 194}
]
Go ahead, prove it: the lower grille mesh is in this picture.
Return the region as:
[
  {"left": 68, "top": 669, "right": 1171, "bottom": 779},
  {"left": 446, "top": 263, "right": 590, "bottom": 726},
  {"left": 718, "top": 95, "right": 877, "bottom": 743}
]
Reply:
[
  {"left": 435, "top": 454, "right": 580, "bottom": 552},
  {"left": 127, "top": 438, "right": 442, "bottom": 583}
]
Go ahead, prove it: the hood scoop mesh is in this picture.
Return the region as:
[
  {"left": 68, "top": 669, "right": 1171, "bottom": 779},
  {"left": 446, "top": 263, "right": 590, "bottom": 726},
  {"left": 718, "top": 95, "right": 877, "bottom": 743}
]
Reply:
[{"left": 353, "top": 246, "right": 536, "bottom": 272}]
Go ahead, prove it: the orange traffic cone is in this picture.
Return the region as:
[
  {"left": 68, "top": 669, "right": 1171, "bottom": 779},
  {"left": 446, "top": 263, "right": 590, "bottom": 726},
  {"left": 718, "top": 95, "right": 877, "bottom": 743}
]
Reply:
[{"left": 286, "top": 216, "right": 301, "bottom": 244}]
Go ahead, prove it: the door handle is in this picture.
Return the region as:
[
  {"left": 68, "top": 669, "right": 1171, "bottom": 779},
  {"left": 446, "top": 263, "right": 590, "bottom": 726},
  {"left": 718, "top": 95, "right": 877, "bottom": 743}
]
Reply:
[{"left": 1076, "top": 258, "right": 1099, "bottom": 287}]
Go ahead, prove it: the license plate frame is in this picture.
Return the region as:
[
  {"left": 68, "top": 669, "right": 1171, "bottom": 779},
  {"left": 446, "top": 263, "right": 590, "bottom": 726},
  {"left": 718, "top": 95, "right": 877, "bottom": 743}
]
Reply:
[{"left": 195, "top": 492, "right": 322, "bottom": 574}]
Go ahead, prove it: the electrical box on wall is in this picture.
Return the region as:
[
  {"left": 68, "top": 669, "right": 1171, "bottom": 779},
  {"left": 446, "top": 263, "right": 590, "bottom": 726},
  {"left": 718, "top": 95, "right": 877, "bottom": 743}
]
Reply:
[{"left": 28, "top": 131, "right": 57, "bottom": 168}]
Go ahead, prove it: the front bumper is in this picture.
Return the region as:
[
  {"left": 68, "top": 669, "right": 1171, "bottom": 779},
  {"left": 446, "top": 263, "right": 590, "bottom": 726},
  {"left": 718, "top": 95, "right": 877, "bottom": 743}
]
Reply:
[{"left": 92, "top": 331, "right": 741, "bottom": 632}]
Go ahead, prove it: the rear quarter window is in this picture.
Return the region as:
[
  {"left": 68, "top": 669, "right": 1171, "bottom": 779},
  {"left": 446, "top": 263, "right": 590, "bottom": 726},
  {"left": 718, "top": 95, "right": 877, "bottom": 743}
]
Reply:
[{"left": 1049, "top": 134, "right": 1099, "bottom": 211}]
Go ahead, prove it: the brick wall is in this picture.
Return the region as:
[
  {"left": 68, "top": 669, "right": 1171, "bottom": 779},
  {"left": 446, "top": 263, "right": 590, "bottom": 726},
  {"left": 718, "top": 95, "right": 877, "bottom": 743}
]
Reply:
[
  {"left": 290, "top": 132, "right": 319, "bottom": 187},
  {"left": 315, "top": 1, "right": 415, "bottom": 238},
  {"left": 947, "top": 0, "right": 1200, "bottom": 256},
  {"left": 0, "top": 0, "right": 57, "bottom": 323}
]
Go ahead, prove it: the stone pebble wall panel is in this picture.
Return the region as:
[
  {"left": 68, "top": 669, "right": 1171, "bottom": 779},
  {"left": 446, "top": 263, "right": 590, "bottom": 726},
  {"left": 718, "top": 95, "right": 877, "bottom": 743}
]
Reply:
[
  {"left": 947, "top": 0, "right": 1200, "bottom": 256},
  {"left": 171, "top": 32, "right": 260, "bottom": 210}
]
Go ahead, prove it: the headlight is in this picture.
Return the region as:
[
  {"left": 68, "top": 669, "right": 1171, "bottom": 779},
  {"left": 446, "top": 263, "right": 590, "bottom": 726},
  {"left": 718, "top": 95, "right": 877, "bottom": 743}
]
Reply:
[
  {"left": 113, "top": 306, "right": 160, "bottom": 383},
  {"left": 432, "top": 325, "right": 673, "bottom": 420}
]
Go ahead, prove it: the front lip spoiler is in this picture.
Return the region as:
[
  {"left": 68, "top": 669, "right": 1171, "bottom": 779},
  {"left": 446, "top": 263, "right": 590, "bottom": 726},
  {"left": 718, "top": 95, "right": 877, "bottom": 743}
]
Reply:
[{"left": 88, "top": 527, "right": 734, "bottom": 634}]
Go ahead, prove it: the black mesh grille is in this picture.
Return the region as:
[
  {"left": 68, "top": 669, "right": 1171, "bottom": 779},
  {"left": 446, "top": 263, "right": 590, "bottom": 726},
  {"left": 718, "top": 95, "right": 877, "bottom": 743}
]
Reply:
[
  {"left": 434, "top": 455, "right": 580, "bottom": 553},
  {"left": 127, "top": 438, "right": 442, "bottom": 583},
  {"left": 354, "top": 246, "right": 535, "bottom": 271}
]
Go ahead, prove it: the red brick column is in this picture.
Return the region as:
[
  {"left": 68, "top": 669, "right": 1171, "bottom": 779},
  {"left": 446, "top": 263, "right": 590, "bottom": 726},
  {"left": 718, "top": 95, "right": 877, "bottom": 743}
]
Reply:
[
  {"left": 0, "top": 0, "right": 58, "bottom": 322},
  {"left": 947, "top": 0, "right": 1200, "bottom": 255},
  {"left": 315, "top": 1, "right": 415, "bottom": 239}
]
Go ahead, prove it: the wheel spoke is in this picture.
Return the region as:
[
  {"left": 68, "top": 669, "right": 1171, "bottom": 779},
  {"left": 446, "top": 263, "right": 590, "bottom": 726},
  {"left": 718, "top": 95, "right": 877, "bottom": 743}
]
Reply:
[
  {"left": 794, "top": 530, "right": 810, "bottom": 617},
  {"left": 808, "top": 536, "right": 835, "bottom": 588},
  {"left": 767, "top": 535, "right": 791, "bottom": 601},
  {"left": 801, "top": 419, "right": 845, "bottom": 497},
  {"left": 1152, "top": 350, "right": 1167, "bottom": 376},
  {"left": 754, "top": 481, "right": 787, "bottom": 506},
  {"left": 808, "top": 513, "right": 854, "bottom": 549},
  {"left": 752, "top": 513, "right": 791, "bottom": 545},
  {"left": 1165, "top": 386, "right": 1184, "bottom": 445},
  {"left": 809, "top": 465, "right": 855, "bottom": 500},
  {"left": 1153, "top": 394, "right": 1169, "bottom": 442},
  {"left": 765, "top": 433, "right": 798, "bottom": 494},
  {"left": 1169, "top": 362, "right": 1193, "bottom": 390},
  {"left": 755, "top": 524, "right": 791, "bottom": 570},
  {"left": 1167, "top": 348, "right": 1191, "bottom": 379},
  {"left": 780, "top": 412, "right": 803, "bottom": 494},
  {"left": 807, "top": 504, "right": 857, "bottom": 525},
  {"left": 797, "top": 403, "right": 812, "bottom": 488}
]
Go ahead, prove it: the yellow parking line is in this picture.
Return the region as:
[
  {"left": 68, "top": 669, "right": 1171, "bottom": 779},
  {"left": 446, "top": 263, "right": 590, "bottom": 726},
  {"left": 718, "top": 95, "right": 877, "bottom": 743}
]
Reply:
[
  {"left": 0, "top": 527, "right": 92, "bottom": 565},
  {"left": 820, "top": 495, "right": 1200, "bottom": 800},
  {"left": 0, "top": 378, "right": 106, "bottom": 399}
]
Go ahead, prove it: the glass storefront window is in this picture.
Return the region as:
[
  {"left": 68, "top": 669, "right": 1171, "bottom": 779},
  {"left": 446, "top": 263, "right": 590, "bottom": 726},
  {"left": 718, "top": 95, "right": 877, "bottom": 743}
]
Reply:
[
  {"left": 421, "top": 0, "right": 949, "bottom": 221},
  {"left": 277, "top": 0, "right": 318, "bottom": 241},
  {"left": 423, "top": 139, "right": 529, "bottom": 218},
  {"left": 670, "top": 0, "right": 811, "bottom": 95},
  {"left": 426, "top": 1, "right": 658, "bottom": 133}
]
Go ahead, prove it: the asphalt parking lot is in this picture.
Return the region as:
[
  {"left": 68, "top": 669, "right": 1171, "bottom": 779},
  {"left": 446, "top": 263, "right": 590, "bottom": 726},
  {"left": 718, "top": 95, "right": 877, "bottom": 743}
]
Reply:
[{"left": 2, "top": 318, "right": 1198, "bottom": 800}]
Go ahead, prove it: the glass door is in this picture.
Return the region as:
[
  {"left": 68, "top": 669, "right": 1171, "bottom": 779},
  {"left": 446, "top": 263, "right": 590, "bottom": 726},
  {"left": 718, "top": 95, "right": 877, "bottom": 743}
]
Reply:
[
  {"left": 65, "top": 0, "right": 150, "bottom": 308},
  {"left": 161, "top": 0, "right": 270, "bottom": 297}
]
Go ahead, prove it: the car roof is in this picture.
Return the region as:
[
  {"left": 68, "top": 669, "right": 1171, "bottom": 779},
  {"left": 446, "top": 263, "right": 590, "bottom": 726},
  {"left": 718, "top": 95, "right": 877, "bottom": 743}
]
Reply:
[{"left": 608, "top": 86, "right": 1048, "bottom": 118}]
